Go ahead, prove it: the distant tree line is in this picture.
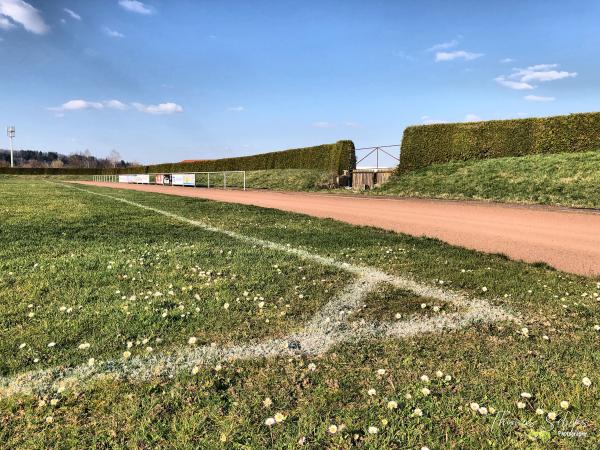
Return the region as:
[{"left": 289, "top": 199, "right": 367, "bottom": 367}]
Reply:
[{"left": 0, "top": 148, "right": 135, "bottom": 169}]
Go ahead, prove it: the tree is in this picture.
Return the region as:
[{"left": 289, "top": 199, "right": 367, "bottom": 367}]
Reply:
[
  {"left": 107, "top": 150, "right": 122, "bottom": 168},
  {"left": 50, "top": 159, "right": 64, "bottom": 168}
]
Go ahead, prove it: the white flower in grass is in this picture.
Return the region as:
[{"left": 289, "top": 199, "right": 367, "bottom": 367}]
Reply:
[
  {"left": 521, "top": 327, "right": 530, "bottom": 337},
  {"left": 421, "top": 387, "right": 431, "bottom": 396},
  {"left": 264, "top": 417, "right": 275, "bottom": 426},
  {"left": 258, "top": 302, "right": 265, "bottom": 309},
  {"left": 78, "top": 342, "right": 90, "bottom": 350},
  {"left": 405, "top": 393, "right": 412, "bottom": 400},
  {"left": 123, "top": 351, "right": 131, "bottom": 359},
  {"left": 582, "top": 377, "right": 592, "bottom": 387},
  {"left": 19, "top": 343, "right": 26, "bottom": 349},
  {"left": 59, "top": 306, "right": 67, "bottom": 312},
  {"left": 367, "top": 388, "right": 376, "bottom": 396},
  {"left": 188, "top": 337, "right": 197, "bottom": 345},
  {"left": 560, "top": 401, "right": 570, "bottom": 410},
  {"left": 263, "top": 397, "right": 272, "bottom": 408},
  {"left": 594, "top": 325, "right": 600, "bottom": 331},
  {"left": 387, "top": 400, "right": 398, "bottom": 410},
  {"left": 28, "top": 312, "right": 35, "bottom": 318},
  {"left": 517, "top": 401, "right": 526, "bottom": 409},
  {"left": 50, "top": 399, "right": 59, "bottom": 406},
  {"left": 489, "top": 407, "right": 496, "bottom": 414},
  {"left": 444, "top": 375, "right": 452, "bottom": 382},
  {"left": 191, "top": 366, "right": 199, "bottom": 375},
  {"left": 308, "top": 363, "right": 317, "bottom": 371},
  {"left": 87, "top": 358, "right": 95, "bottom": 367},
  {"left": 377, "top": 369, "right": 386, "bottom": 376},
  {"left": 38, "top": 400, "right": 46, "bottom": 407},
  {"left": 547, "top": 412, "right": 557, "bottom": 421},
  {"left": 421, "top": 447, "right": 430, "bottom": 450},
  {"left": 481, "top": 286, "right": 488, "bottom": 292},
  {"left": 214, "top": 364, "right": 222, "bottom": 372},
  {"left": 521, "top": 392, "right": 532, "bottom": 399},
  {"left": 536, "top": 408, "right": 545, "bottom": 415},
  {"left": 433, "top": 306, "right": 440, "bottom": 313},
  {"left": 435, "top": 370, "right": 443, "bottom": 378},
  {"left": 127, "top": 341, "right": 133, "bottom": 349},
  {"left": 478, "top": 407, "right": 488, "bottom": 415},
  {"left": 470, "top": 402, "right": 480, "bottom": 411},
  {"left": 57, "top": 386, "right": 65, "bottom": 394},
  {"left": 420, "top": 375, "right": 430, "bottom": 383},
  {"left": 146, "top": 347, "right": 153, "bottom": 353},
  {"left": 274, "top": 412, "right": 286, "bottom": 423},
  {"left": 367, "top": 426, "right": 379, "bottom": 434},
  {"left": 48, "top": 342, "right": 56, "bottom": 348},
  {"left": 412, "top": 408, "right": 423, "bottom": 417},
  {"left": 328, "top": 424, "right": 338, "bottom": 434},
  {"left": 395, "top": 313, "right": 402, "bottom": 319},
  {"left": 420, "top": 303, "right": 427, "bottom": 309},
  {"left": 45, "top": 416, "right": 54, "bottom": 424},
  {"left": 223, "top": 303, "right": 229, "bottom": 310}
]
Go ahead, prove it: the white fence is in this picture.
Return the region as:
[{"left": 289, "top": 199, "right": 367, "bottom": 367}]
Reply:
[{"left": 92, "top": 171, "right": 246, "bottom": 190}]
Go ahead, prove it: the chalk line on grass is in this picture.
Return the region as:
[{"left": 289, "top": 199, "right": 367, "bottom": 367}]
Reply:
[{"left": 0, "top": 183, "right": 518, "bottom": 398}]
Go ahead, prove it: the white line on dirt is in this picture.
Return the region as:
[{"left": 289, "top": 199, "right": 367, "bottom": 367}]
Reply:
[{"left": 0, "top": 183, "right": 518, "bottom": 398}]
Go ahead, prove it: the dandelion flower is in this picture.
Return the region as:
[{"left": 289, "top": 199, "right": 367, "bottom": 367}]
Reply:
[
  {"left": 405, "top": 393, "right": 412, "bottom": 400},
  {"left": 50, "top": 399, "right": 59, "bottom": 406},
  {"left": 444, "top": 375, "right": 452, "bottom": 382},
  {"left": 188, "top": 337, "right": 197, "bottom": 345},
  {"left": 582, "top": 377, "right": 592, "bottom": 387},
  {"left": 478, "top": 407, "right": 488, "bottom": 415},
  {"left": 123, "top": 351, "right": 131, "bottom": 359},
  {"left": 377, "top": 368, "right": 386, "bottom": 376},
  {"left": 263, "top": 397, "right": 272, "bottom": 408},
  {"left": 45, "top": 416, "right": 54, "bottom": 424},
  {"left": 470, "top": 402, "right": 480, "bottom": 411},
  {"left": 387, "top": 400, "right": 398, "bottom": 410},
  {"left": 560, "top": 401, "right": 570, "bottom": 410},
  {"left": 308, "top": 363, "right": 317, "bottom": 371},
  {"left": 367, "top": 426, "right": 379, "bottom": 434},
  {"left": 435, "top": 370, "right": 443, "bottom": 378},
  {"left": 328, "top": 424, "right": 338, "bottom": 434},
  {"left": 367, "top": 388, "right": 376, "bottom": 396},
  {"left": 264, "top": 417, "right": 275, "bottom": 426},
  {"left": 421, "top": 388, "right": 431, "bottom": 396},
  {"left": 420, "top": 303, "right": 427, "bottom": 309},
  {"left": 274, "top": 412, "right": 286, "bottom": 423},
  {"left": 536, "top": 408, "right": 545, "bottom": 415},
  {"left": 482, "top": 286, "right": 488, "bottom": 292},
  {"left": 517, "top": 401, "right": 526, "bottom": 409},
  {"left": 547, "top": 412, "right": 557, "bottom": 421},
  {"left": 87, "top": 358, "right": 95, "bottom": 367},
  {"left": 412, "top": 408, "right": 423, "bottom": 417},
  {"left": 381, "top": 418, "right": 388, "bottom": 426},
  {"left": 420, "top": 375, "right": 430, "bottom": 383}
]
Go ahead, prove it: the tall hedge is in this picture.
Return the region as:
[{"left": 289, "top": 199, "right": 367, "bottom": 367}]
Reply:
[
  {"left": 399, "top": 112, "right": 600, "bottom": 171},
  {"left": 0, "top": 140, "right": 356, "bottom": 176}
]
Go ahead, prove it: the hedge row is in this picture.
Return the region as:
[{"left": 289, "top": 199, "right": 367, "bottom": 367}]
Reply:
[
  {"left": 0, "top": 141, "right": 356, "bottom": 176},
  {"left": 399, "top": 112, "right": 600, "bottom": 171}
]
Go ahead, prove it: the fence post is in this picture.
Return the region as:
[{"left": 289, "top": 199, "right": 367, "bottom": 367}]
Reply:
[
  {"left": 224, "top": 172, "right": 227, "bottom": 189},
  {"left": 208, "top": 173, "right": 210, "bottom": 188},
  {"left": 243, "top": 171, "right": 246, "bottom": 191}
]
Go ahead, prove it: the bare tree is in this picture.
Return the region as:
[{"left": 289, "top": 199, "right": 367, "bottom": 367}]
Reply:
[{"left": 107, "top": 149, "right": 122, "bottom": 168}]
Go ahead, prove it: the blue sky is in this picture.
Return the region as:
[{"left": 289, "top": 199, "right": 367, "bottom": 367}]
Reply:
[{"left": 0, "top": 0, "right": 598, "bottom": 165}]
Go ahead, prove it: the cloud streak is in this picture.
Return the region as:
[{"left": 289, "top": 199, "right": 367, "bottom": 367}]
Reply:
[
  {"left": 435, "top": 50, "right": 483, "bottom": 62},
  {"left": 49, "top": 99, "right": 183, "bottom": 115},
  {"left": 524, "top": 95, "right": 555, "bottom": 102},
  {"left": 496, "top": 64, "right": 577, "bottom": 90},
  {"left": 63, "top": 8, "right": 81, "bottom": 21},
  {"left": 118, "top": 0, "right": 154, "bottom": 15},
  {"left": 0, "top": 0, "right": 49, "bottom": 34},
  {"left": 103, "top": 27, "right": 124, "bottom": 38}
]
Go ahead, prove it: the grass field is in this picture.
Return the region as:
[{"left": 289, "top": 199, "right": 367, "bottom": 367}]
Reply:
[
  {"left": 374, "top": 150, "right": 600, "bottom": 209},
  {"left": 1, "top": 177, "right": 599, "bottom": 448}
]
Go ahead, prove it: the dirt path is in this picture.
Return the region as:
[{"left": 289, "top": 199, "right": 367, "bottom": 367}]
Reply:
[{"left": 77, "top": 182, "right": 600, "bottom": 276}]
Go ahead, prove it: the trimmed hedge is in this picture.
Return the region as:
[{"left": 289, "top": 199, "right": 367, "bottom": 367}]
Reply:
[
  {"left": 0, "top": 141, "right": 356, "bottom": 176},
  {"left": 399, "top": 112, "right": 600, "bottom": 171}
]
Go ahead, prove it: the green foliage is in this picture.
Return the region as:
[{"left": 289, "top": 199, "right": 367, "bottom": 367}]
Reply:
[
  {"left": 377, "top": 150, "right": 600, "bottom": 209},
  {"left": 0, "top": 141, "right": 356, "bottom": 176},
  {"left": 399, "top": 112, "right": 600, "bottom": 170}
]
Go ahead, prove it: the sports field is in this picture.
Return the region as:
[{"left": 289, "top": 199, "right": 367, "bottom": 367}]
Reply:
[{"left": 1, "top": 177, "right": 599, "bottom": 448}]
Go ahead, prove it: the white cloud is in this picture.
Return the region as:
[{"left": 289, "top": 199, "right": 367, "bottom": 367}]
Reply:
[
  {"left": 103, "top": 27, "right": 124, "bottom": 38},
  {"left": 427, "top": 39, "right": 458, "bottom": 52},
  {"left": 464, "top": 113, "right": 482, "bottom": 122},
  {"left": 227, "top": 106, "right": 244, "bottom": 112},
  {"left": 496, "top": 64, "right": 577, "bottom": 90},
  {"left": 63, "top": 8, "right": 81, "bottom": 20},
  {"left": 313, "top": 121, "right": 335, "bottom": 128},
  {"left": 132, "top": 102, "right": 183, "bottom": 114},
  {"left": 118, "top": 0, "right": 154, "bottom": 15},
  {"left": 435, "top": 50, "right": 483, "bottom": 62},
  {"left": 49, "top": 99, "right": 182, "bottom": 115},
  {"left": 524, "top": 95, "right": 555, "bottom": 102},
  {"left": 0, "top": 0, "right": 49, "bottom": 34},
  {"left": 344, "top": 122, "right": 360, "bottom": 128},
  {"left": 500, "top": 58, "right": 515, "bottom": 63},
  {"left": 494, "top": 76, "right": 534, "bottom": 90}
]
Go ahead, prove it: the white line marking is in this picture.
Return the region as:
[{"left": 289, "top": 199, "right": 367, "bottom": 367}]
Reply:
[{"left": 0, "top": 183, "right": 518, "bottom": 398}]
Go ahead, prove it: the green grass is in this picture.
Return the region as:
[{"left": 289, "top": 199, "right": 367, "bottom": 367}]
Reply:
[
  {"left": 374, "top": 150, "right": 600, "bottom": 209},
  {"left": 1, "top": 178, "right": 599, "bottom": 448}
]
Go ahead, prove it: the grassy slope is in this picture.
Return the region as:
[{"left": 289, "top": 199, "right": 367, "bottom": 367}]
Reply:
[
  {"left": 375, "top": 150, "right": 600, "bottom": 209},
  {"left": 1, "top": 179, "right": 599, "bottom": 448}
]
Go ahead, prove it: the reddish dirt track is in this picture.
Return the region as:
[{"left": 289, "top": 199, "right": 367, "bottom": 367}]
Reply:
[{"left": 78, "top": 182, "right": 600, "bottom": 277}]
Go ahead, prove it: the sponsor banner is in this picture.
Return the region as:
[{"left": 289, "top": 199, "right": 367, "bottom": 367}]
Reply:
[
  {"left": 156, "top": 174, "right": 164, "bottom": 185},
  {"left": 172, "top": 173, "right": 195, "bottom": 186},
  {"left": 119, "top": 175, "right": 129, "bottom": 183},
  {"left": 134, "top": 174, "right": 150, "bottom": 184}
]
